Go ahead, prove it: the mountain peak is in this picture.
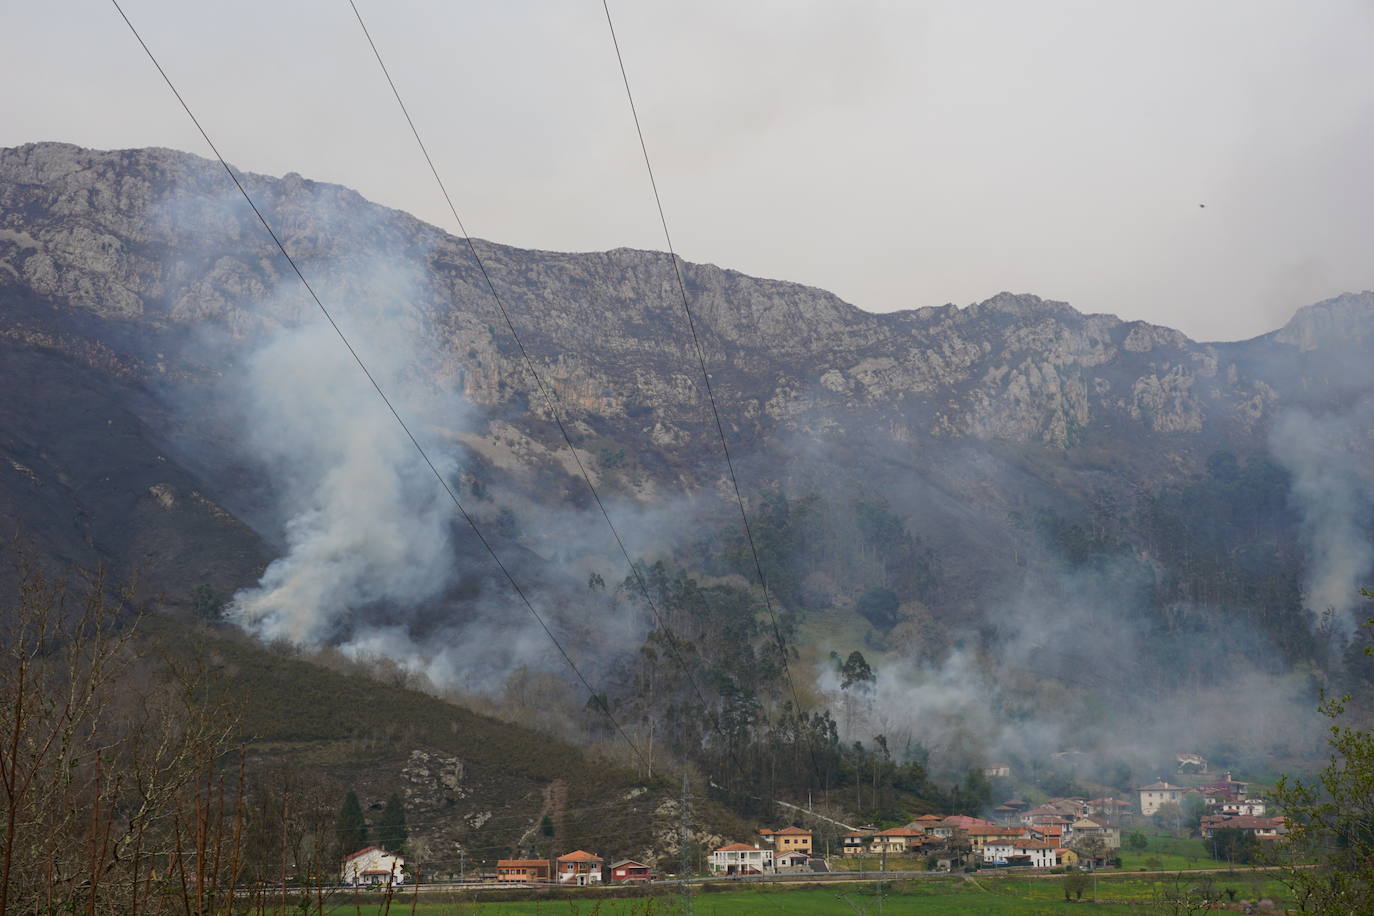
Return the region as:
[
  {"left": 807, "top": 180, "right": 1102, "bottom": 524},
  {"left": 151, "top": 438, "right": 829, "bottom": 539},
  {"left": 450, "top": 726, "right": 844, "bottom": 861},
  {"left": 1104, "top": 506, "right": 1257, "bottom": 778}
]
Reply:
[{"left": 1272, "top": 291, "right": 1374, "bottom": 351}]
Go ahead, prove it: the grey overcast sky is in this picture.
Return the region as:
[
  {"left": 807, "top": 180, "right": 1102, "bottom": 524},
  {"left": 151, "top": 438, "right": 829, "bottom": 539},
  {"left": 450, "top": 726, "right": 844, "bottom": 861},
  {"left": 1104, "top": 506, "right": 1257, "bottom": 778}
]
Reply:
[{"left": 4, "top": 1, "right": 1373, "bottom": 341}]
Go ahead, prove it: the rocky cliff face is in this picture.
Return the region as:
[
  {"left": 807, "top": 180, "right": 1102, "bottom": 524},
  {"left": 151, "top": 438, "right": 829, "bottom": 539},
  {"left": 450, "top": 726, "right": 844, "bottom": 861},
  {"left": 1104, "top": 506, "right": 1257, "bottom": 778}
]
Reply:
[
  {"left": 2, "top": 141, "right": 1373, "bottom": 605},
  {"left": 8, "top": 142, "right": 1369, "bottom": 468}
]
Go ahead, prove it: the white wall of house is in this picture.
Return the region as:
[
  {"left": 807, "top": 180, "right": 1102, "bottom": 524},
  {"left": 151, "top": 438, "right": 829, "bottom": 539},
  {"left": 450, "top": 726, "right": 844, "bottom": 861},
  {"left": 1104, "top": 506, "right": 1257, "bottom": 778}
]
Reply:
[
  {"left": 1015, "top": 845, "right": 1057, "bottom": 868},
  {"left": 1139, "top": 789, "right": 1183, "bottom": 817},
  {"left": 709, "top": 847, "right": 774, "bottom": 874},
  {"left": 982, "top": 841, "right": 1015, "bottom": 864},
  {"left": 341, "top": 848, "right": 404, "bottom": 886}
]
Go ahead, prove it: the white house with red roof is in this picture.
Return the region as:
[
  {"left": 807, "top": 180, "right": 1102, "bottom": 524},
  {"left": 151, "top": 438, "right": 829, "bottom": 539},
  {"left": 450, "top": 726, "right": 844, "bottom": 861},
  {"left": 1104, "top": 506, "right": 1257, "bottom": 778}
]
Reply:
[
  {"left": 340, "top": 846, "right": 405, "bottom": 886},
  {"left": 709, "top": 843, "right": 774, "bottom": 875}
]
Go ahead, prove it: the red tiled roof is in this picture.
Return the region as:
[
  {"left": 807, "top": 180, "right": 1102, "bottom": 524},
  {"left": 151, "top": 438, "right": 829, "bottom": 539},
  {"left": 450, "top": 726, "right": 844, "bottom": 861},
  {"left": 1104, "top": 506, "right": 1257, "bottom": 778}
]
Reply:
[
  {"left": 343, "top": 846, "right": 380, "bottom": 862},
  {"left": 557, "top": 850, "right": 603, "bottom": 862},
  {"left": 915, "top": 814, "right": 943, "bottom": 822},
  {"left": 775, "top": 826, "right": 811, "bottom": 835},
  {"left": 1206, "top": 815, "right": 1284, "bottom": 831},
  {"left": 716, "top": 843, "right": 761, "bottom": 852},
  {"left": 967, "top": 826, "right": 1025, "bottom": 836},
  {"left": 1014, "top": 840, "right": 1058, "bottom": 850},
  {"left": 497, "top": 859, "right": 551, "bottom": 868}
]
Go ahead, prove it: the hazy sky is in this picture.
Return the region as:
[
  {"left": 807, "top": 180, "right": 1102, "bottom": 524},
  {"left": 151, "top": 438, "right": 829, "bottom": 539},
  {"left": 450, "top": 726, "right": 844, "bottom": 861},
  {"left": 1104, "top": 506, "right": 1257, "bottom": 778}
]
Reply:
[{"left": 4, "top": 1, "right": 1373, "bottom": 341}]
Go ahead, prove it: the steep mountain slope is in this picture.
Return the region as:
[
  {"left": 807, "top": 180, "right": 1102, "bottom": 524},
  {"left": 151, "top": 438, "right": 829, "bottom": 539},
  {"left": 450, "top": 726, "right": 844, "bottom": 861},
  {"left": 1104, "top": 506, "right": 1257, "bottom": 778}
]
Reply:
[
  {"left": 4, "top": 142, "right": 1371, "bottom": 596},
  {"left": 2, "top": 142, "right": 1373, "bottom": 794}
]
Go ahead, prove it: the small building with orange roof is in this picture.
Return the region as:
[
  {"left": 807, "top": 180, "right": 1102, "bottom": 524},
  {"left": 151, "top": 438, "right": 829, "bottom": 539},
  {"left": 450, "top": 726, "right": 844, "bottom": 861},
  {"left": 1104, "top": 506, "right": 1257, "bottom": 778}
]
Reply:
[
  {"left": 555, "top": 850, "right": 604, "bottom": 885},
  {"left": 496, "top": 858, "right": 553, "bottom": 883}
]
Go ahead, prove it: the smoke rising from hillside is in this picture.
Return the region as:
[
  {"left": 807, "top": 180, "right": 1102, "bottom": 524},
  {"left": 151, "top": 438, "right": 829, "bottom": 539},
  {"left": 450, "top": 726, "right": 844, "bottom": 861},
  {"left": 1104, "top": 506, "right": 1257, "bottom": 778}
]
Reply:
[
  {"left": 222, "top": 259, "right": 465, "bottom": 646},
  {"left": 1270, "top": 401, "right": 1374, "bottom": 626}
]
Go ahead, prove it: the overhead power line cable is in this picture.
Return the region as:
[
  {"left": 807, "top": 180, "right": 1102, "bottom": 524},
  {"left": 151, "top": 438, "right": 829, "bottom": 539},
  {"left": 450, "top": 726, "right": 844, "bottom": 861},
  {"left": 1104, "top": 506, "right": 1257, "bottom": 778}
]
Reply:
[
  {"left": 108, "top": 0, "right": 648, "bottom": 773},
  {"left": 345, "top": 0, "right": 738, "bottom": 762},
  {"left": 598, "top": 0, "right": 808, "bottom": 726}
]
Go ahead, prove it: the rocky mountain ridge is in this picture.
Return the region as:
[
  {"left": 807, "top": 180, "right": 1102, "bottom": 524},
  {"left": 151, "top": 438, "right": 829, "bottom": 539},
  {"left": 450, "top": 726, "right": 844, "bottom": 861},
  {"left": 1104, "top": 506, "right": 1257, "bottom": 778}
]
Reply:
[
  {"left": 3, "top": 140, "right": 1373, "bottom": 619},
  {"left": 5, "top": 142, "right": 1371, "bottom": 475}
]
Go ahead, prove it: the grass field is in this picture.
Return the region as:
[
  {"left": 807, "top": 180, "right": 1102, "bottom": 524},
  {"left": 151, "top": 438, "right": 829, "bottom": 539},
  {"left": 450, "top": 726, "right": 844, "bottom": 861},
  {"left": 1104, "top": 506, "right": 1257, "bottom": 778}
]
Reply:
[
  {"left": 322, "top": 871, "right": 1293, "bottom": 915},
  {"left": 1118, "top": 834, "right": 1214, "bottom": 871}
]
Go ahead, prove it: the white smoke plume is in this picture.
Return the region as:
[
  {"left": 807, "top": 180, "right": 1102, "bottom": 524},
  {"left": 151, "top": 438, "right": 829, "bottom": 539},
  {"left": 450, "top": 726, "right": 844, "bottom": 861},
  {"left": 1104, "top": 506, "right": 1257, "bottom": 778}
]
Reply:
[
  {"left": 223, "top": 260, "right": 465, "bottom": 646},
  {"left": 1270, "top": 402, "right": 1374, "bottom": 625}
]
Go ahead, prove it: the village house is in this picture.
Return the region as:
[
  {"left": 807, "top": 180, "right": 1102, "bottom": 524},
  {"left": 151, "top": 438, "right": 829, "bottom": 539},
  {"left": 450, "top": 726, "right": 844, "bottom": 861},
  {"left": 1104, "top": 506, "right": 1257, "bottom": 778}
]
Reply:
[
  {"left": 841, "top": 832, "right": 869, "bottom": 855},
  {"left": 1070, "top": 817, "right": 1120, "bottom": 850},
  {"left": 1027, "top": 823, "right": 1067, "bottom": 846},
  {"left": 775, "top": 851, "right": 813, "bottom": 872},
  {"left": 929, "top": 814, "right": 993, "bottom": 840},
  {"left": 1086, "top": 797, "right": 1131, "bottom": 819},
  {"left": 340, "top": 847, "right": 405, "bottom": 887},
  {"left": 1217, "top": 797, "right": 1268, "bottom": 817},
  {"left": 1058, "top": 848, "right": 1080, "bottom": 867},
  {"left": 709, "top": 843, "right": 774, "bottom": 875},
  {"left": 967, "top": 825, "right": 1028, "bottom": 859},
  {"left": 760, "top": 825, "right": 813, "bottom": 854},
  {"left": 981, "top": 839, "right": 1018, "bottom": 865},
  {"left": 983, "top": 762, "right": 1012, "bottom": 779},
  {"left": 869, "top": 827, "right": 924, "bottom": 855},
  {"left": 1200, "top": 815, "right": 1287, "bottom": 840},
  {"left": 912, "top": 813, "right": 945, "bottom": 832},
  {"left": 556, "top": 850, "right": 604, "bottom": 885},
  {"left": 609, "top": 859, "right": 656, "bottom": 883},
  {"left": 1198, "top": 772, "right": 1249, "bottom": 799},
  {"left": 1010, "top": 839, "right": 1059, "bottom": 869},
  {"left": 1137, "top": 780, "right": 1187, "bottom": 817},
  {"left": 496, "top": 858, "right": 553, "bottom": 883}
]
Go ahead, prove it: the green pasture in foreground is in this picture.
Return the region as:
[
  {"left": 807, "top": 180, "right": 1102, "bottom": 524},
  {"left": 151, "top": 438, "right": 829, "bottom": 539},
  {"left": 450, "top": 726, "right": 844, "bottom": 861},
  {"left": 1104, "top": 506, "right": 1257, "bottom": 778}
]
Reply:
[{"left": 324, "top": 871, "right": 1292, "bottom": 915}]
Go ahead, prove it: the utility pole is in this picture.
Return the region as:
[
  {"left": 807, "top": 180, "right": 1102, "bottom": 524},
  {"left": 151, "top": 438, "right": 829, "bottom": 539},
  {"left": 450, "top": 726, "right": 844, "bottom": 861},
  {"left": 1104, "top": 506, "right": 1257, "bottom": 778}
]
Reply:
[{"left": 679, "top": 771, "right": 694, "bottom": 915}]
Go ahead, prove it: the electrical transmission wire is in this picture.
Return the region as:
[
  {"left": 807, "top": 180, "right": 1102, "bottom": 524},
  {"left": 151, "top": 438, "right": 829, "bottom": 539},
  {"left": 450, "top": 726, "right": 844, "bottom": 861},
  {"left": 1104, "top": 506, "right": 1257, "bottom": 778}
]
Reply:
[
  {"left": 108, "top": 0, "right": 648, "bottom": 774},
  {"left": 345, "top": 0, "right": 745, "bottom": 767},
  {"left": 598, "top": 0, "right": 810, "bottom": 730}
]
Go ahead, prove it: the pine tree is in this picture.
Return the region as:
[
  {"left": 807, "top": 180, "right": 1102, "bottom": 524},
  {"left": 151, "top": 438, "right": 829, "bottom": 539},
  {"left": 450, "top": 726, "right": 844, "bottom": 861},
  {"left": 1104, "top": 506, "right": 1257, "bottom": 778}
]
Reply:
[
  {"left": 336, "top": 791, "right": 369, "bottom": 860},
  {"left": 377, "top": 793, "right": 408, "bottom": 855}
]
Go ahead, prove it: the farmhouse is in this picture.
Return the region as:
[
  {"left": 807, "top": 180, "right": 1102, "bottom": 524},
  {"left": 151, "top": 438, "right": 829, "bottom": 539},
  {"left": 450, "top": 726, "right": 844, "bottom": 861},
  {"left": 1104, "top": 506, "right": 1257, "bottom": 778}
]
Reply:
[
  {"left": 1137, "top": 780, "right": 1186, "bottom": 817},
  {"left": 967, "top": 825, "right": 1028, "bottom": 858},
  {"left": 1070, "top": 817, "right": 1120, "bottom": 850},
  {"left": 556, "top": 850, "right": 604, "bottom": 885},
  {"left": 869, "top": 827, "right": 924, "bottom": 854},
  {"left": 766, "top": 825, "right": 813, "bottom": 854},
  {"left": 709, "top": 843, "right": 774, "bottom": 875},
  {"left": 1200, "top": 815, "right": 1287, "bottom": 840},
  {"left": 496, "top": 858, "right": 553, "bottom": 883},
  {"left": 841, "top": 832, "right": 869, "bottom": 855},
  {"left": 340, "top": 846, "right": 404, "bottom": 886},
  {"left": 609, "top": 859, "right": 656, "bottom": 883},
  {"left": 1010, "top": 839, "right": 1059, "bottom": 869}
]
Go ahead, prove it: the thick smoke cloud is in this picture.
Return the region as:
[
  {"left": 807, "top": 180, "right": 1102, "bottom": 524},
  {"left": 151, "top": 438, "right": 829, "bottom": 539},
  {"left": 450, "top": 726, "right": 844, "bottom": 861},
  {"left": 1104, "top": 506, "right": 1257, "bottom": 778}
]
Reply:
[
  {"left": 1270, "top": 401, "right": 1374, "bottom": 626},
  {"left": 223, "top": 259, "right": 465, "bottom": 646}
]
